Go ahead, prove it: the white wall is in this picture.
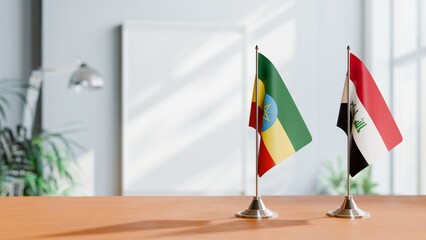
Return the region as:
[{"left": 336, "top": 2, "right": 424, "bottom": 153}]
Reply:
[
  {"left": 0, "top": 0, "right": 32, "bottom": 127},
  {"left": 365, "top": 0, "right": 426, "bottom": 195},
  {"left": 42, "top": 0, "right": 363, "bottom": 195},
  {"left": 315, "top": 1, "right": 364, "bottom": 191},
  {"left": 364, "top": 0, "right": 393, "bottom": 194}
]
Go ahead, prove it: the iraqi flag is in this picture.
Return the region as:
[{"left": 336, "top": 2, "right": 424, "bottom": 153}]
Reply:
[{"left": 337, "top": 53, "right": 403, "bottom": 177}]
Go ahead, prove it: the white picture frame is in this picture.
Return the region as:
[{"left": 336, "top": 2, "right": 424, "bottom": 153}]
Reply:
[{"left": 121, "top": 21, "right": 249, "bottom": 195}]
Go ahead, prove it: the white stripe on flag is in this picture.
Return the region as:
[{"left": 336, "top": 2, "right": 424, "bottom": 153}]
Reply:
[
  {"left": 349, "top": 81, "right": 388, "bottom": 164},
  {"left": 340, "top": 75, "right": 348, "bottom": 104}
]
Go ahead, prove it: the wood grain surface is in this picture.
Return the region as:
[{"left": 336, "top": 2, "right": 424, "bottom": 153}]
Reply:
[{"left": 0, "top": 196, "right": 425, "bottom": 239}]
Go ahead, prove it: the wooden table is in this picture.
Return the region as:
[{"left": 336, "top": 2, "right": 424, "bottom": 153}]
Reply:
[{"left": 1, "top": 196, "right": 425, "bottom": 239}]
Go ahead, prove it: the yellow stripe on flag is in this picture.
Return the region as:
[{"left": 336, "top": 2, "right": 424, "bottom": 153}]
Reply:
[
  {"left": 261, "top": 120, "right": 296, "bottom": 163},
  {"left": 252, "top": 79, "right": 265, "bottom": 108}
]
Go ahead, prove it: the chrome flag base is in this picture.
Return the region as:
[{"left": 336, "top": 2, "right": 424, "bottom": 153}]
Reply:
[
  {"left": 327, "top": 195, "right": 370, "bottom": 219},
  {"left": 236, "top": 196, "right": 278, "bottom": 219}
]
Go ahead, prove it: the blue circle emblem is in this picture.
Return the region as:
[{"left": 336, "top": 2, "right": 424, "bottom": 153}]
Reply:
[{"left": 261, "top": 94, "right": 278, "bottom": 132}]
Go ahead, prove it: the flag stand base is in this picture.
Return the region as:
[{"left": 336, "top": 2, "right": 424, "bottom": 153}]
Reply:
[
  {"left": 327, "top": 195, "right": 370, "bottom": 219},
  {"left": 236, "top": 196, "right": 278, "bottom": 219}
]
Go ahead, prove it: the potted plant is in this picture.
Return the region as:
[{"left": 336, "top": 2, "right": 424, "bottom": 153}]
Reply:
[{"left": 0, "top": 79, "right": 80, "bottom": 196}]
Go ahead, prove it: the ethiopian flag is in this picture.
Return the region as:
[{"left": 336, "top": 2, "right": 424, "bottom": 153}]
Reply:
[{"left": 249, "top": 53, "right": 312, "bottom": 177}]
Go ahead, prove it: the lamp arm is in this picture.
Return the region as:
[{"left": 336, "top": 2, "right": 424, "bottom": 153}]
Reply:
[
  {"left": 21, "top": 61, "right": 80, "bottom": 136},
  {"left": 21, "top": 60, "right": 103, "bottom": 136},
  {"left": 33, "top": 62, "right": 79, "bottom": 77},
  {"left": 22, "top": 72, "right": 43, "bottom": 137}
]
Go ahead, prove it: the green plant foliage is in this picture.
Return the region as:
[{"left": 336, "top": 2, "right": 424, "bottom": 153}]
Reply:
[
  {"left": 0, "top": 125, "right": 81, "bottom": 196},
  {"left": 319, "top": 156, "right": 378, "bottom": 195},
  {"left": 0, "top": 78, "right": 80, "bottom": 196}
]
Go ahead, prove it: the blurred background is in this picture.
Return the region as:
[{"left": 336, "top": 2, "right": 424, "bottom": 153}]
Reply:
[{"left": 0, "top": 0, "right": 424, "bottom": 196}]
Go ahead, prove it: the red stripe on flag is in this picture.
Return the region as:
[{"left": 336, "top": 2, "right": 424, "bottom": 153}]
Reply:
[
  {"left": 249, "top": 102, "right": 263, "bottom": 134},
  {"left": 350, "top": 53, "right": 403, "bottom": 150},
  {"left": 258, "top": 140, "right": 276, "bottom": 177}
]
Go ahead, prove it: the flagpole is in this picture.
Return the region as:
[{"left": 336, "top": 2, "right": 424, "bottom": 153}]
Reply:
[
  {"left": 236, "top": 45, "right": 277, "bottom": 219},
  {"left": 346, "top": 45, "right": 351, "bottom": 197},
  {"left": 255, "top": 45, "right": 259, "bottom": 198},
  {"left": 326, "top": 46, "right": 369, "bottom": 219}
]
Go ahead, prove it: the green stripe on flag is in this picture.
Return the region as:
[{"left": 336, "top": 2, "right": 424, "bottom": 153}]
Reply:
[{"left": 258, "top": 53, "right": 312, "bottom": 150}]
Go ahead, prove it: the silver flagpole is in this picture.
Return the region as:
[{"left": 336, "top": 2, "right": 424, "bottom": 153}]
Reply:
[
  {"left": 236, "top": 45, "right": 277, "bottom": 219},
  {"left": 327, "top": 46, "right": 369, "bottom": 219},
  {"left": 346, "top": 45, "right": 351, "bottom": 198},
  {"left": 255, "top": 45, "right": 259, "bottom": 198}
]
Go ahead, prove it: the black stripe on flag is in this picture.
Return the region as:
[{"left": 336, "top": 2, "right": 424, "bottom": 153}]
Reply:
[{"left": 337, "top": 103, "right": 369, "bottom": 177}]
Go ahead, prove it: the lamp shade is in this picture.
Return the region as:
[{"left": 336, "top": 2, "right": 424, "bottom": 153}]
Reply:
[{"left": 69, "top": 63, "right": 104, "bottom": 90}]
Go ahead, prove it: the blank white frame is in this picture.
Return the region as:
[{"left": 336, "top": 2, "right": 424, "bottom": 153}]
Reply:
[{"left": 121, "top": 21, "right": 248, "bottom": 195}]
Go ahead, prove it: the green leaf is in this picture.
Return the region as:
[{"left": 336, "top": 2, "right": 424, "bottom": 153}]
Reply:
[
  {"left": 0, "top": 105, "right": 6, "bottom": 122},
  {"left": 0, "top": 96, "right": 11, "bottom": 108},
  {"left": 0, "top": 122, "right": 81, "bottom": 196},
  {"left": 24, "top": 173, "right": 38, "bottom": 194}
]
